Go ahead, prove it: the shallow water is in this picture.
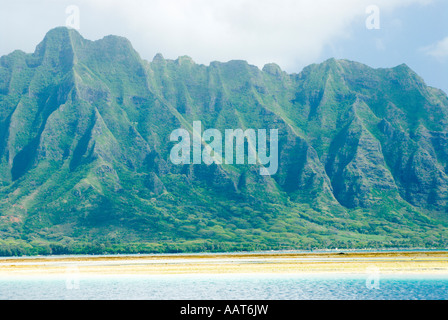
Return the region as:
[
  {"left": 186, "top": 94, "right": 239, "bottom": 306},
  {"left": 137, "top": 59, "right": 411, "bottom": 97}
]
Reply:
[{"left": 1, "top": 274, "right": 447, "bottom": 300}]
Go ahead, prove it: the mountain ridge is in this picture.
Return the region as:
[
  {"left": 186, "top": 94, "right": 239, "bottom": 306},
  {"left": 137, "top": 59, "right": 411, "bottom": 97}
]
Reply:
[{"left": 0, "top": 27, "right": 447, "bottom": 255}]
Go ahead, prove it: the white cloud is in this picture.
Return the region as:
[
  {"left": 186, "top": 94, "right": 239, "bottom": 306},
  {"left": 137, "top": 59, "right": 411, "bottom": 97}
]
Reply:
[
  {"left": 422, "top": 37, "right": 448, "bottom": 60},
  {"left": 0, "top": 0, "right": 435, "bottom": 72}
]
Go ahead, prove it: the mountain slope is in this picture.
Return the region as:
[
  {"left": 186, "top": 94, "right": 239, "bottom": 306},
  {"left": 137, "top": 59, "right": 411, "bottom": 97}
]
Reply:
[{"left": 0, "top": 27, "right": 447, "bottom": 255}]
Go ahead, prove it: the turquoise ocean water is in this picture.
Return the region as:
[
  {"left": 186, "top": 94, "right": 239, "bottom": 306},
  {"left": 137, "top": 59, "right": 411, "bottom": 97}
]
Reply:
[
  {"left": 1, "top": 250, "right": 447, "bottom": 300},
  {"left": 1, "top": 274, "right": 447, "bottom": 300}
]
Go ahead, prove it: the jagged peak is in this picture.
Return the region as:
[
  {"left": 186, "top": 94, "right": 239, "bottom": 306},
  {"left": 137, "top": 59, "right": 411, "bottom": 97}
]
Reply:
[
  {"left": 225, "top": 59, "right": 251, "bottom": 67},
  {"left": 391, "top": 63, "right": 423, "bottom": 80},
  {"left": 262, "top": 63, "right": 283, "bottom": 76},
  {"left": 304, "top": 58, "right": 372, "bottom": 73},
  {"left": 43, "top": 26, "right": 79, "bottom": 39},
  {"left": 152, "top": 53, "right": 165, "bottom": 62},
  {"left": 176, "top": 55, "right": 194, "bottom": 66},
  {"left": 393, "top": 63, "right": 412, "bottom": 71},
  {"left": 35, "top": 26, "right": 83, "bottom": 52},
  {"left": 35, "top": 28, "right": 140, "bottom": 63},
  {"left": 30, "top": 26, "right": 83, "bottom": 71},
  {"left": 299, "top": 58, "right": 341, "bottom": 76},
  {"left": 90, "top": 34, "right": 142, "bottom": 62},
  {"left": 97, "top": 34, "right": 133, "bottom": 47}
]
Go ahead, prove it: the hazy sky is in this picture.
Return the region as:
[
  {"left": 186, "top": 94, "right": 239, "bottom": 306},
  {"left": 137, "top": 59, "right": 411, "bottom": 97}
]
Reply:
[{"left": 0, "top": 0, "right": 447, "bottom": 92}]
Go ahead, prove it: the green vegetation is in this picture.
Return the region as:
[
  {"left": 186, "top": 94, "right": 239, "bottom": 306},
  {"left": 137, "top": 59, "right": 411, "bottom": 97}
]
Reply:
[{"left": 0, "top": 27, "right": 447, "bottom": 256}]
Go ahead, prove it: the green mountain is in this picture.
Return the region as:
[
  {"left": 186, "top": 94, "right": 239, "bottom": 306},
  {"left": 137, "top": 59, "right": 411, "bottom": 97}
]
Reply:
[{"left": 0, "top": 27, "right": 447, "bottom": 255}]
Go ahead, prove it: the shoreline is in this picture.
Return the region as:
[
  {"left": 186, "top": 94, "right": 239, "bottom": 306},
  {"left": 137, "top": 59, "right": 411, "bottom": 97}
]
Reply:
[
  {"left": 0, "top": 251, "right": 447, "bottom": 277},
  {"left": 1, "top": 247, "right": 447, "bottom": 260}
]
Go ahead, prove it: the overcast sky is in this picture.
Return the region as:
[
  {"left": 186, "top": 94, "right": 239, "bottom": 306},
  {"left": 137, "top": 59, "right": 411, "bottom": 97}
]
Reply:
[{"left": 0, "top": 0, "right": 447, "bottom": 92}]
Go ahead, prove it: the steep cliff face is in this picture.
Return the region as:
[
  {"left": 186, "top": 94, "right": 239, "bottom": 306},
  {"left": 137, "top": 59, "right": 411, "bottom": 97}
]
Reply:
[{"left": 0, "top": 27, "right": 447, "bottom": 253}]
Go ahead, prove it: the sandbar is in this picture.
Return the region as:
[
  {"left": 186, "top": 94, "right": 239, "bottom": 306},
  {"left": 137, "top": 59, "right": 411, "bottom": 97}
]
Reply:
[{"left": 0, "top": 251, "right": 447, "bottom": 278}]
